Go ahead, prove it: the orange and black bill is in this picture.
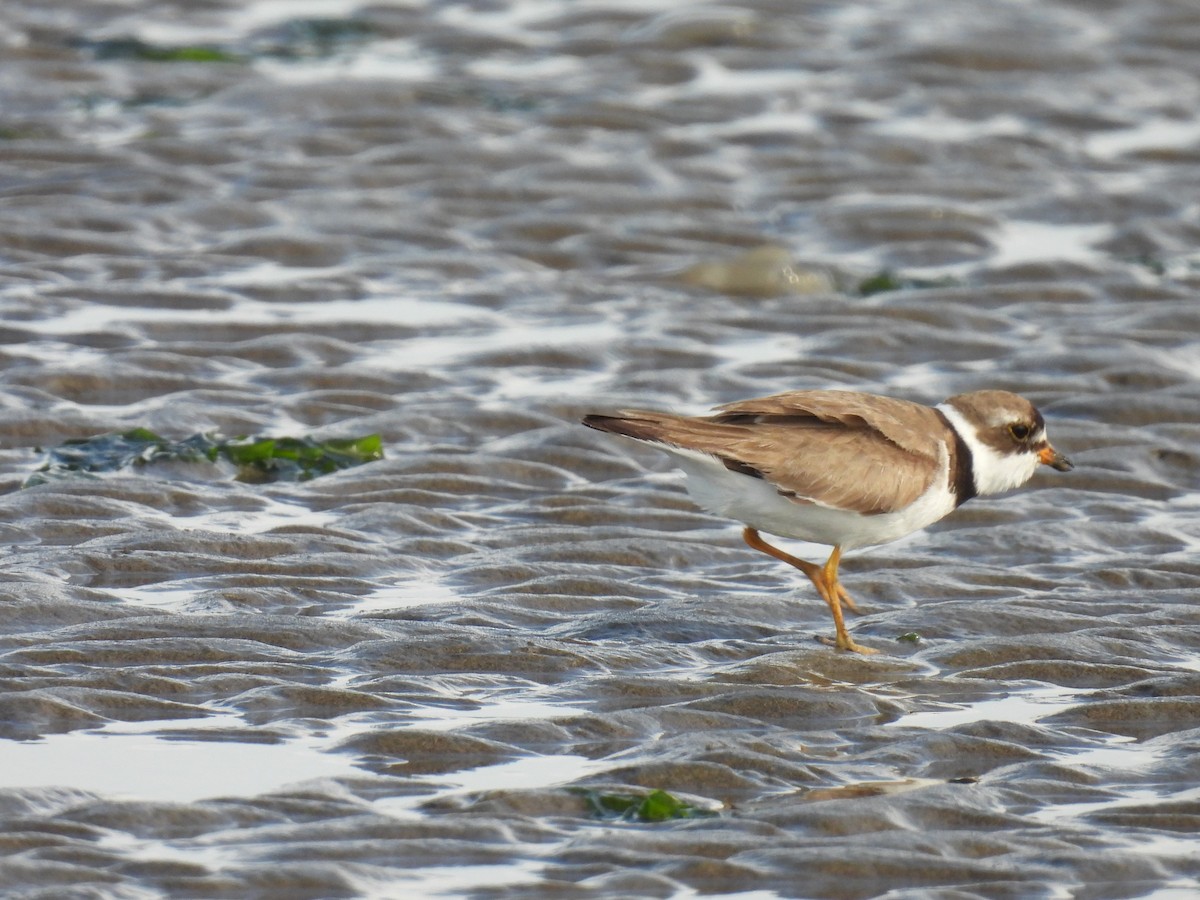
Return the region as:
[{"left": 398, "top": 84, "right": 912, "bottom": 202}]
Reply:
[{"left": 1038, "top": 444, "right": 1074, "bottom": 472}]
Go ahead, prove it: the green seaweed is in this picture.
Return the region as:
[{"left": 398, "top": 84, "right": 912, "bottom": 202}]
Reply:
[
  {"left": 222, "top": 435, "right": 384, "bottom": 483},
  {"left": 574, "top": 788, "right": 717, "bottom": 823},
  {"left": 78, "top": 18, "right": 375, "bottom": 68},
  {"left": 857, "top": 270, "right": 960, "bottom": 296},
  {"left": 82, "top": 38, "right": 242, "bottom": 63},
  {"left": 26, "top": 430, "right": 382, "bottom": 487}
]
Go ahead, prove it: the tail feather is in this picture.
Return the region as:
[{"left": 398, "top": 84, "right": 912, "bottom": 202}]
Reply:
[
  {"left": 584, "top": 411, "right": 767, "bottom": 481},
  {"left": 581, "top": 413, "right": 668, "bottom": 444}
]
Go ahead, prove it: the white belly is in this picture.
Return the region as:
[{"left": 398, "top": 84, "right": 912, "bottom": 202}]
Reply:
[{"left": 665, "top": 447, "right": 957, "bottom": 551}]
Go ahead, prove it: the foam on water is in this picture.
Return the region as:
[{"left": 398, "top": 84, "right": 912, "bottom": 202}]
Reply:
[
  {"left": 987, "top": 221, "right": 1114, "bottom": 269},
  {"left": 887, "top": 685, "right": 1081, "bottom": 731},
  {"left": 0, "top": 719, "right": 361, "bottom": 803},
  {"left": 323, "top": 578, "right": 462, "bottom": 617},
  {"left": 407, "top": 695, "right": 590, "bottom": 733},
  {"left": 1087, "top": 119, "right": 1200, "bottom": 160},
  {"left": 349, "top": 861, "right": 547, "bottom": 899}
]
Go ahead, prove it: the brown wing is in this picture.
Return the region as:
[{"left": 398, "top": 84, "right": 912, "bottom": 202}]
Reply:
[
  {"left": 713, "top": 390, "right": 945, "bottom": 459},
  {"left": 584, "top": 390, "right": 946, "bottom": 515}
]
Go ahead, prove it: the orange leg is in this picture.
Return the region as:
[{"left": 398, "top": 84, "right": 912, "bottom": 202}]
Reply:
[
  {"left": 741, "top": 527, "right": 860, "bottom": 613},
  {"left": 742, "top": 528, "right": 877, "bottom": 655}
]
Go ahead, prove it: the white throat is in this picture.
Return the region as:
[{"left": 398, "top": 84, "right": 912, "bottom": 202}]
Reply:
[{"left": 936, "top": 402, "right": 1040, "bottom": 496}]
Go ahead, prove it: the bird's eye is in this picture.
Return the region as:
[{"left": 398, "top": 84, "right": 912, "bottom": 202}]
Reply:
[{"left": 1009, "top": 423, "right": 1030, "bottom": 440}]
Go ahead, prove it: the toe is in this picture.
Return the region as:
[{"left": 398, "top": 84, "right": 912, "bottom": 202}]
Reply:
[{"left": 815, "top": 634, "right": 881, "bottom": 655}]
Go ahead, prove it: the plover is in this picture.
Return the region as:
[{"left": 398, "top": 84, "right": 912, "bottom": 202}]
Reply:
[{"left": 583, "top": 389, "right": 1073, "bottom": 653}]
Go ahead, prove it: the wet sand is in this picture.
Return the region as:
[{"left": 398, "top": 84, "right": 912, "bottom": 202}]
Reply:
[{"left": 1, "top": 1, "right": 1200, "bottom": 897}]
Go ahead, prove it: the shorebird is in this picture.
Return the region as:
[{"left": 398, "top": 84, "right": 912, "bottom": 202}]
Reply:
[{"left": 583, "top": 389, "right": 1072, "bottom": 653}]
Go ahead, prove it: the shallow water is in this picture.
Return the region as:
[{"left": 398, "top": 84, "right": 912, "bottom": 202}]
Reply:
[{"left": 1, "top": 0, "right": 1200, "bottom": 897}]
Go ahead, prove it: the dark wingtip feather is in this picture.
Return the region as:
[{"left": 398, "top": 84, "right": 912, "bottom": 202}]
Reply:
[
  {"left": 585, "top": 413, "right": 766, "bottom": 480},
  {"left": 581, "top": 413, "right": 664, "bottom": 443},
  {"left": 581, "top": 414, "right": 615, "bottom": 432}
]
